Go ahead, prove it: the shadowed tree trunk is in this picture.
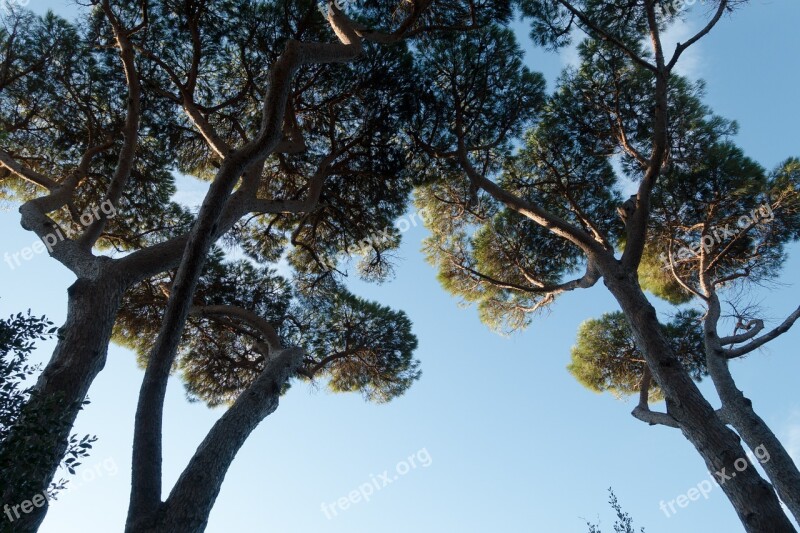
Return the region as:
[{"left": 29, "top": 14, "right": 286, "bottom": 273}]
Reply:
[
  {"left": 127, "top": 348, "right": 303, "bottom": 532},
  {"left": 602, "top": 262, "right": 795, "bottom": 532},
  {"left": 0, "top": 271, "right": 126, "bottom": 532},
  {"left": 703, "top": 292, "right": 800, "bottom": 524}
]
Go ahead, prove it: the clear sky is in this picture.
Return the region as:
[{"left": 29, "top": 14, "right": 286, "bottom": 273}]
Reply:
[{"left": 2, "top": 1, "right": 799, "bottom": 532}]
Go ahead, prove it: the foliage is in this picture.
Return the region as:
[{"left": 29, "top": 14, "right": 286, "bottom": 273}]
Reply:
[
  {"left": 0, "top": 309, "right": 96, "bottom": 497},
  {"left": 568, "top": 310, "right": 707, "bottom": 400},
  {"left": 586, "top": 489, "right": 645, "bottom": 533},
  {"left": 1, "top": 1, "right": 433, "bottom": 411},
  {"left": 413, "top": 2, "right": 800, "bottom": 351},
  {"left": 113, "top": 251, "right": 420, "bottom": 407}
]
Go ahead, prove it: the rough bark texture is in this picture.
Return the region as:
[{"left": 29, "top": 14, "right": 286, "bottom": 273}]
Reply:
[
  {"left": 705, "top": 336, "right": 800, "bottom": 523},
  {"left": 0, "top": 268, "right": 126, "bottom": 531},
  {"left": 126, "top": 348, "right": 303, "bottom": 533},
  {"left": 127, "top": 155, "right": 258, "bottom": 523},
  {"left": 601, "top": 261, "right": 795, "bottom": 533},
  {"left": 127, "top": 7, "right": 365, "bottom": 527},
  {"left": 694, "top": 205, "right": 800, "bottom": 524}
]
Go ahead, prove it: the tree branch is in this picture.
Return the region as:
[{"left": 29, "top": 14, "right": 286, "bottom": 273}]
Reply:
[
  {"left": 80, "top": 1, "right": 144, "bottom": 248},
  {"left": 723, "top": 306, "right": 800, "bottom": 359},
  {"left": 556, "top": 0, "right": 657, "bottom": 73},
  {"left": 190, "top": 305, "right": 282, "bottom": 352},
  {"left": 631, "top": 405, "right": 680, "bottom": 428},
  {"left": 155, "top": 347, "right": 304, "bottom": 532},
  {"left": 666, "top": 0, "right": 729, "bottom": 72},
  {"left": 0, "top": 149, "right": 58, "bottom": 189},
  {"left": 127, "top": 7, "right": 391, "bottom": 523},
  {"left": 454, "top": 144, "right": 607, "bottom": 256},
  {"left": 719, "top": 319, "right": 764, "bottom": 346}
]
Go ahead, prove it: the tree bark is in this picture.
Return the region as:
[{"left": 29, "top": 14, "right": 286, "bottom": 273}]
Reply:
[
  {"left": 126, "top": 348, "right": 303, "bottom": 533},
  {"left": 0, "top": 190, "right": 261, "bottom": 531},
  {"left": 127, "top": 7, "right": 364, "bottom": 523},
  {"left": 0, "top": 269, "right": 126, "bottom": 532},
  {"left": 600, "top": 261, "right": 795, "bottom": 533},
  {"left": 706, "top": 346, "right": 800, "bottom": 523}
]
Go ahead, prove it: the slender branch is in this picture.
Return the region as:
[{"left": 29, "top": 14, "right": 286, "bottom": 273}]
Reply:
[
  {"left": 619, "top": 77, "right": 669, "bottom": 269},
  {"left": 631, "top": 367, "right": 679, "bottom": 428},
  {"left": 0, "top": 149, "right": 58, "bottom": 189},
  {"left": 719, "top": 319, "right": 764, "bottom": 345},
  {"left": 705, "top": 214, "right": 762, "bottom": 274},
  {"left": 190, "top": 305, "right": 282, "bottom": 352},
  {"left": 664, "top": 240, "right": 706, "bottom": 300},
  {"left": 638, "top": 365, "right": 653, "bottom": 408},
  {"left": 631, "top": 405, "right": 680, "bottom": 428},
  {"left": 449, "top": 252, "right": 599, "bottom": 295},
  {"left": 454, "top": 144, "right": 606, "bottom": 256},
  {"left": 666, "top": 0, "right": 729, "bottom": 72},
  {"left": 556, "top": 0, "right": 657, "bottom": 73},
  {"left": 134, "top": 45, "right": 232, "bottom": 157},
  {"left": 723, "top": 306, "right": 800, "bottom": 359},
  {"left": 80, "top": 1, "right": 144, "bottom": 248},
  {"left": 644, "top": 0, "right": 666, "bottom": 72},
  {"left": 305, "top": 347, "right": 364, "bottom": 377},
  {"left": 242, "top": 151, "right": 337, "bottom": 214}
]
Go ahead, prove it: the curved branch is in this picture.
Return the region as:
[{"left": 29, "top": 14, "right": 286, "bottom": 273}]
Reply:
[
  {"left": 719, "top": 319, "right": 764, "bottom": 346},
  {"left": 190, "top": 304, "right": 282, "bottom": 352},
  {"left": 450, "top": 252, "right": 600, "bottom": 295},
  {"left": 723, "top": 306, "right": 800, "bottom": 359},
  {"left": 632, "top": 366, "right": 678, "bottom": 428},
  {"left": 80, "top": 1, "right": 144, "bottom": 248},
  {"left": 128, "top": 8, "right": 383, "bottom": 522},
  {"left": 455, "top": 144, "right": 607, "bottom": 256},
  {"left": 134, "top": 45, "right": 232, "bottom": 157},
  {"left": 631, "top": 405, "right": 680, "bottom": 428},
  {"left": 155, "top": 347, "right": 304, "bottom": 532}
]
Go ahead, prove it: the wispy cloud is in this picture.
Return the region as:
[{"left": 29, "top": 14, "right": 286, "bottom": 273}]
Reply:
[
  {"left": 559, "top": 16, "right": 704, "bottom": 78},
  {"left": 660, "top": 18, "right": 704, "bottom": 79}
]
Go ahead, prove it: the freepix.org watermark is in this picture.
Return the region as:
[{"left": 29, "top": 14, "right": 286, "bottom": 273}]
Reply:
[
  {"left": 320, "top": 447, "right": 432, "bottom": 519},
  {"left": 659, "top": 444, "right": 771, "bottom": 518},
  {"left": 3, "top": 457, "right": 118, "bottom": 524},
  {"left": 659, "top": 203, "right": 774, "bottom": 270},
  {"left": 322, "top": 208, "right": 429, "bottom": 271},
  {"left": 4, "top": 200, "right": 117, "bottom": 270}
]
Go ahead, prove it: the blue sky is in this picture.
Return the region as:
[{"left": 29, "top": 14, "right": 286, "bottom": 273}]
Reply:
[{"left": 2, "top": 1, "right": 799, "bottom": 532}]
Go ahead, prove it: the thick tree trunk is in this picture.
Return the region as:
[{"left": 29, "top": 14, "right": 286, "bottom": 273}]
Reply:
[
  {"left": 0, "top": 194, "right": 252, "bottom": 533},
  {"left": 0, "top": 271, "right": 125, "bottom": 532},
  {"left": 127, "top": 12, "right": 365, "bottom": 523},
  {"left": 602, "top": 265, "right": 795, "bottom": 532},
  {"left": 706, "top": 351, "right": 800, "bottom": 523},
  {"left": 126, "top": 348, "right": 302, "bottom": 533},
  {"left": 128, "top": 156, "right": 253, "bottom": 523}
]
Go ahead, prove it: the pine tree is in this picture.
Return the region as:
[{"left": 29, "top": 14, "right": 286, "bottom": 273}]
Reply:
[
  {"left": 0, "top": 0, "right": 496, "bottom": 529},
  {"left": 414, "top": 1, "right": 799, "bottom": 530}
]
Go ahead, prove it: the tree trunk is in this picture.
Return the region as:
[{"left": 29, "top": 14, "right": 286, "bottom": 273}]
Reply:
[
  {"left": 0, "top": 272, "right": 125, "bottom": 532},
  {"left": 602, "top": 265, "right": 795, "bottom": 532},
  {"left": 126, "top": 348, "right": 302, "bottom": 533},
  {"left": 706, "top": 351, "right": 800, "bottom": 523}
]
